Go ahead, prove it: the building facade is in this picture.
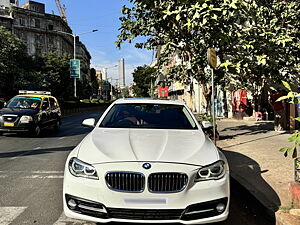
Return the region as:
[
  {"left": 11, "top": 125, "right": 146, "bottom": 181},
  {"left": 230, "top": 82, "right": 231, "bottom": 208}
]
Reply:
[{"left": 0, "top": 1, "right": 92, "bottom": 85}]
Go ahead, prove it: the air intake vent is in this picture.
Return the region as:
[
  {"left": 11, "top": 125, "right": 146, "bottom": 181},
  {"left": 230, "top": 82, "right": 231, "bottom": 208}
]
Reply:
[
  {"left": 148, "top": 173, "right": 188, "bottom": 193},
  {"left": 105, "top": 172, "right": 145, "bottom": 192}
]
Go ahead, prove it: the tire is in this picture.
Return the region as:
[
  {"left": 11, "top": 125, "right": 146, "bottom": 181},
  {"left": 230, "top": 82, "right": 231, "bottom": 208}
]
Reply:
[
  {"left": 33, "top": 125, "right": 41, "bottom": 137},
  {"left": 54, "top": 119, "right": 61, "bottom": 131}
]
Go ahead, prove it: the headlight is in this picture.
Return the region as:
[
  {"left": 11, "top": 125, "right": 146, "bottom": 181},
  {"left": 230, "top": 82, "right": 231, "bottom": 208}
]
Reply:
[
  {"left": 20, "top": 115, "right": 33, "bottom": 123},
  {"left": 195, "top": 161, "right": 226, "bottom": 182},
  {"left": 68, "top": 157, "right": 98, "bottom": 180}
]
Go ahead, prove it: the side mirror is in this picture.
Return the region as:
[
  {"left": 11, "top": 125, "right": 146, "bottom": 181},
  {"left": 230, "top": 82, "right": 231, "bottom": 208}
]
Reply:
[
  {"left": 202, "top": 121, "right": 213, "bottom": 129},
  {"left": 82, "top": 118, "right": 96, "bottom": 128}
]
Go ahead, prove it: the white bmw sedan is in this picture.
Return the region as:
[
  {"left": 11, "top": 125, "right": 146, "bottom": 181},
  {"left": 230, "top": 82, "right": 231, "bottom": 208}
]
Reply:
[{"left": 63, "top": 98, "right": 230, "bottom": 224}]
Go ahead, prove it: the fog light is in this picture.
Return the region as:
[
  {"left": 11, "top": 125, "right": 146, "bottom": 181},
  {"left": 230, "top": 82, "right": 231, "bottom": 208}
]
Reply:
[
  {"left": 216, "top": 203, "right": 225, "bottom": 213},
  {"left": 68, "top": 199, "right": 77, "bottom": 209}
]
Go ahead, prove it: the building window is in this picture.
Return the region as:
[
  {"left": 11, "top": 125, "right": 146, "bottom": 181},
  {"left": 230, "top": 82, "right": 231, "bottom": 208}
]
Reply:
[
  {"left": 48, "top": 24, "right": 53, "bottom": 30},
  {"left": 19, "top": 17, "right": 26, "bottom": 26},
  {"left": 48, "top": 37, "right": 53, "bottom": 45},
  {"left": 10, "top": 0, "right": 16, "bottom": 4},
  {"left": 35, "top": 19, "right": 40, "bottom": 28}
]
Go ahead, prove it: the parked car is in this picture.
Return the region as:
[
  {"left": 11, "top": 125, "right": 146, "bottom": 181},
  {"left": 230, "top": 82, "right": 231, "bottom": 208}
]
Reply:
[
  {"left": 63, "top": 98, "right": 230, "bottom": 224},
  {"left": 0, "top": 90, "right": 61, "bottom": 136}
]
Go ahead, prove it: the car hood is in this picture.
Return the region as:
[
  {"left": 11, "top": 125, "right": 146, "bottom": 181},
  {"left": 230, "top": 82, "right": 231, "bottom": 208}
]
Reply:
[
  {"left": 77, "top": 128, "right": 219, "bottom": 166},
  {"left": 0, "top": 107, "right": 38, "bottom": 116}
]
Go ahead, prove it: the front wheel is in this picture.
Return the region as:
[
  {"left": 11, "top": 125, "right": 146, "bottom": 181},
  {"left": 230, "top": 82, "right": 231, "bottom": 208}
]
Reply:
[{"left": 32, "top": 125, "right": 41, "bottom": 137}]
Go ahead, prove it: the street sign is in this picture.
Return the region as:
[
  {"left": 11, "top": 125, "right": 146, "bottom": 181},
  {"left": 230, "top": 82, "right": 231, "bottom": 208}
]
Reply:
[
  {"left": 207, "top": 48, "right": 217, "bottom": 68},
  {"left": 70, "top": 59, "right": 80, "bottom": 79},
  {"left": 103, "top": 80, "right": 110, "bottom": 91}
]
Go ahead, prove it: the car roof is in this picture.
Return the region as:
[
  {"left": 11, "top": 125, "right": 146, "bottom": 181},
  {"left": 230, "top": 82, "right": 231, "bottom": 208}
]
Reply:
[
  {"left": 16, "top": 94, "right": 55, "bottom": 99},
  {"left": 113, "top": 98, "right": 185, "bottom": 105}
]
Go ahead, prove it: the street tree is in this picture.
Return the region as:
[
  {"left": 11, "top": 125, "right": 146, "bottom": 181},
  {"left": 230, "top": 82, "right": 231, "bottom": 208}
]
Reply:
[
  {"left": 0, "top": 26, "right": 29, "bottom": 98},
  {"left": 117, "top": 0, "right": 252, "bottom": 96},
  {"left": 117, "top": 0, "right": 299, "bottom": 108},
  {"left": 39, "top": 52, "right": 73, "bottom": 99},
  {"left": 132, "top": 65, "right": 157, "bottom": 97},
  {"left": 222, "top": 1, "right": 300, "bottom": 105}
]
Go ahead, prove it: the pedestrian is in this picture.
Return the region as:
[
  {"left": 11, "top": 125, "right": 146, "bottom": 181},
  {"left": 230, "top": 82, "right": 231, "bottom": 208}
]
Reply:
[{"left": 269, "top": 89, "right": 286, "bottom": 132}]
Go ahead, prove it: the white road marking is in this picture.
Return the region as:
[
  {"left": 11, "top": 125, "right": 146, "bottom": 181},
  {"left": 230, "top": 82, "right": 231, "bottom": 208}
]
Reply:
[
  {"left": 23, "top": 175, "right": 64, "bottom": 179},
  {"left": 0, "top": 170, "right": 64, "bottom": 179},
  {"left": 59, "top": 137, "right": 65, "bottom": 140},
  {"left": 0, "top": 207, "right": 27, "bottom": 225},
  {"left": 34, "top": 147, "right": 41, "bottom": 150},
  {"left": 32, "top": 170, "right": 64, "bottom": 174},
  {"left": 53, "top": 213, "right": 96, "bottom": 225}
]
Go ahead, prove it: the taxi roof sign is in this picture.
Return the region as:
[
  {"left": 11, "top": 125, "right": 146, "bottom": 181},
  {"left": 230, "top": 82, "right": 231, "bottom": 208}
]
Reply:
[{"left": 19, "top": 90, "right": 51, "bottom": 95}]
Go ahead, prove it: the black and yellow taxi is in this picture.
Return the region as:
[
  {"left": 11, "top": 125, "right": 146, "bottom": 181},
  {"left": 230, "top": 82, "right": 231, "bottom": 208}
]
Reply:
[{"left": 0, "top": 90, "right": 61, "bottom": 136}]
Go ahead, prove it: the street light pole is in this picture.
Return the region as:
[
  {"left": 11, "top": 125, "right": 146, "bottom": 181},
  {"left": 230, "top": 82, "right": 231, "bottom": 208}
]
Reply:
[
  {"left": 73, "top": 34, "right": 77, "bottom": 97},
  {"left": 55, "top": 29, "right": 98, "bottom": 98}
]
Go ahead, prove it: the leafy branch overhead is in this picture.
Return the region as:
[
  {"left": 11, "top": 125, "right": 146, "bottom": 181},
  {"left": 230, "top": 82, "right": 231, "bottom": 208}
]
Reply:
[
  {"left": 117, "top": 0, "right": 299, "bottom": 93},
  {"left": 278, "top": 81, "right": 300, "bottom": 158}
]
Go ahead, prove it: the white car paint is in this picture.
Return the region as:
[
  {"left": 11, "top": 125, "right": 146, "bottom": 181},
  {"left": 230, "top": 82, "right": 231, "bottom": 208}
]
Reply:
[{"left": 63, "top": 99, "right": 230, "bottom": 224}]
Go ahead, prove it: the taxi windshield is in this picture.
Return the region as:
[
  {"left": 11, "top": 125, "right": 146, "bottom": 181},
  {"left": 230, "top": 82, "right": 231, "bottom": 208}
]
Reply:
[{"left": 6, "top": 97, "right": 41, "bottom": 109}]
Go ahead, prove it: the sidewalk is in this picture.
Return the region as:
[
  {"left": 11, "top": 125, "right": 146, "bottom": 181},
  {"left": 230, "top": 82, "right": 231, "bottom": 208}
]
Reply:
[{"left": 217, "top": 118, "right": 300, "bottom": 224}]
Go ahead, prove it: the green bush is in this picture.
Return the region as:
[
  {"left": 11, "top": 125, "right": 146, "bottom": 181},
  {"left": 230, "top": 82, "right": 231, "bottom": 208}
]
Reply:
[
  {"left": 90, "top": 99, "right": 99, "bottom": 104},
  {"left": 80, "top": 99, "right": 91, "bottom": 104}
]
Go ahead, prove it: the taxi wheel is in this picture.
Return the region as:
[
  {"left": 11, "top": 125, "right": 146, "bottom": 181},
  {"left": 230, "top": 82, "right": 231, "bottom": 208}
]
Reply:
[
  {"left": 33, "top": 125, "right": 41, "bottom": 137},
  {"left": 54, "top": 119, "right": 60, "bottom": 131}
]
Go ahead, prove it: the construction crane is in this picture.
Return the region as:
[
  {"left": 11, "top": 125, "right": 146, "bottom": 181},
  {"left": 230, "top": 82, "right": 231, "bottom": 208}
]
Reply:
[{"left": 55, "top": 0, "right": 67, "bottom": 23}]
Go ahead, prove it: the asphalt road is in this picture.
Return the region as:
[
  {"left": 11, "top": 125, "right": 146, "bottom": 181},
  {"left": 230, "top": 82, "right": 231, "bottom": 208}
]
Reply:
[{"left": 0, "top": 112, "right": 274, "bottom": 225}]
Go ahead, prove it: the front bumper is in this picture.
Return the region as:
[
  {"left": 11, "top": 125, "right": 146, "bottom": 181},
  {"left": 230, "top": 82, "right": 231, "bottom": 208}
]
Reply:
[
  {"left": 63, "top": 162, "right": 230, "bottom": 224},
  {"left": 0, "top": 122, "right": 36, "bottom": 133}
]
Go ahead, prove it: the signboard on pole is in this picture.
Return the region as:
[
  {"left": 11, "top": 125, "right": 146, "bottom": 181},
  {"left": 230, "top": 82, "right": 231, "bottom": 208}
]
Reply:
[
  {"left": 207, "top": 48, "right": 217, "bottom": 68},
  {"left": 70, "top": 59, "right": 80, "bottom": 78},
  {"left": 103, "top": 80, "right": 110, "bottom": 91}
]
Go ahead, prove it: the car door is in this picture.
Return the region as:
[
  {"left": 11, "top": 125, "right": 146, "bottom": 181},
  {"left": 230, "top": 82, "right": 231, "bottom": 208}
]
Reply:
[
  {"left": 40, "top": 97, "right": 50, "bottom": 127},
  {"left": 49, "top": 97, "right": 60, "bottom": 125}
]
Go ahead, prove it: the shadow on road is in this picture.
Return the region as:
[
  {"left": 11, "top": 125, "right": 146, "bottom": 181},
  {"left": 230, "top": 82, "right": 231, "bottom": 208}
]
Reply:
[
  {"left": 0, "top": 146, "right": 75, "bottom": 158},
  {"left": 219, "top": 121, "right": 275, "bottom": 140},
  {"left": 222, "top": 149, "right": 280, "bottom": 216}
]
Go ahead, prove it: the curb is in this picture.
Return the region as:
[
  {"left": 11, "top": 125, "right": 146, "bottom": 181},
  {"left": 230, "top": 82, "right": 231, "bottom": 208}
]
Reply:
[{"left": 276, "top": 211, "right": 300, "bottom": 225}]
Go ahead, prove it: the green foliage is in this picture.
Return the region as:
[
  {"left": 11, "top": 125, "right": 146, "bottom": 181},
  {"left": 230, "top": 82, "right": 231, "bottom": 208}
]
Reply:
[
  {"left": 0, "top": 27, "right": 76, "bottom": 100},
  {"left": 121, "top": 87, "right": 130, "bottom": 98},
  {"left": 117, "top": 0, "right": 299, "bottom": 99},
  {"left": 279, "top": 81, "right": 300, "bottom": 158},
  {"left": 0, "top": 26, "right": 30, "bottom": 98},
  {"left": 132, "top": 65, "right": 157, "bottom": 97},
  {"left": 38, "top": 52, "right": 73, "bottom": 99},
  {"left": 90, "top": 99, "right": 98, "bottom": 104}
]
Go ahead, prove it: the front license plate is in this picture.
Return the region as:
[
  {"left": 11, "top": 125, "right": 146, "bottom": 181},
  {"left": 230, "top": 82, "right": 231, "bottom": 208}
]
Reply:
[
  {"left": 124, "top": 198, "right": 167, "bottom": 205},
  {"left": 4, "top": 122, "right": 14, "bottom": 127}
]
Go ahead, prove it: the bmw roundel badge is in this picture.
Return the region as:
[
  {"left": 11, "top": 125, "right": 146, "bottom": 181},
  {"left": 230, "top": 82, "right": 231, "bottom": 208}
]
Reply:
[{"left": 143, "top": 163, "right": 151, "bottom": 170}]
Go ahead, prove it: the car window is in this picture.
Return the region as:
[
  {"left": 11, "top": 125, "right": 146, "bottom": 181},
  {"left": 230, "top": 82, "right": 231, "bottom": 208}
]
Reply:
[
  {"left": 99, "top": 103, "right": 198, "bottom": 129},
  {"left": 49, "top": 97, "right": 57, "bottom": 108},
  {"left": 6, "top": 96, "right": 41, "bottom": 109},
  {"left": 42, "top": 97, "right": 49, "bottom": 110}
]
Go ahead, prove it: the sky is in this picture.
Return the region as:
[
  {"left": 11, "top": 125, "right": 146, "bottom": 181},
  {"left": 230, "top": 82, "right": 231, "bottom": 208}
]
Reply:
[{"left": 19, "top": 0, "right": 153, "bottom": 86}]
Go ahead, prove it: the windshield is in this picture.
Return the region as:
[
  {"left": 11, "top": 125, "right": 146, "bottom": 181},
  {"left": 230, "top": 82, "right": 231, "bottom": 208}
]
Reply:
[
  {"left": 6, "top": 96, "right": 41, "bottom": 109},
  {"left": 100, "top": 103, "right": 197, "bottom": 129}
]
